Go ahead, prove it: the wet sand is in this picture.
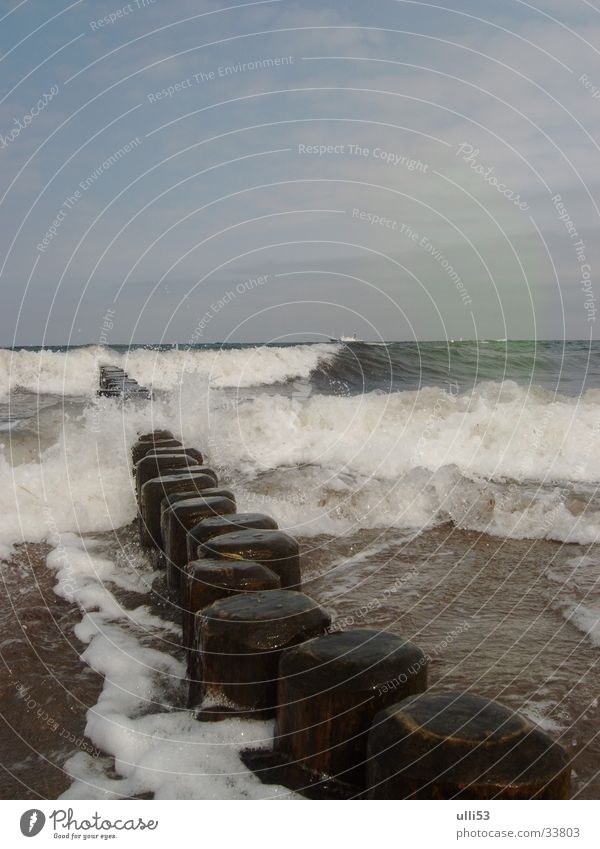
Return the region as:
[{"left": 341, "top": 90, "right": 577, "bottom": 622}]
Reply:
[
  {"left": 0, "top": 543, "right": 104, "bottom": 799},
  {"left": 303, "top": 525, "right": 600, "bottom": 798}
]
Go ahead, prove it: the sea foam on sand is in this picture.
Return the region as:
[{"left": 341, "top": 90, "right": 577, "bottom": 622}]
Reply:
[{"left": 46, "top": 534, "right": 295, "bottom": 800}]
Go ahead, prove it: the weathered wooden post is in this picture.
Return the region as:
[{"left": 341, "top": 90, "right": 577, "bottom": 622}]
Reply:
[
  {"left": 366, "top": 691, "right": 571, "bottom": 799},
  {"left": 185, "top": 560, "right": 281, "bottom": 706},
  {"left": 186, "top": 513, "right": 278, "bottom": 562},
  {"left": 135, "top": 454, "right": 217, "bottom": 502},
  {"left": 160, "top": 488, "right": 237, "bottom": 533},
  {"left": 132, "top": 435, "right": 181, "bottom": 466},
  {"left": 140, "top": 471, "right": 217, "bottom": 549},
  {"left": 193, "top": 590, "right": 330, "bottom": 719},
  {"left": 183, "top": 559, "right": 281, "bottom": 652},
  {"left": 137, "top": 429, "right": 173, "bottom": 440},
  {"left": 197, "top": 529, "right": 302, "bottom": 590},
  {"left": 161, "top": 496, "right": 237, "bottom": 593},
  {"left": 274, "top": 629, "right": 428, "bottom": 792},
  {"left": 149, "top": 445, "right": 204, "bottom": 464}
]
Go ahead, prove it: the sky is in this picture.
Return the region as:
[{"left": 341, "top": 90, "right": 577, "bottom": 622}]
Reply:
[{"left": 1, "top": 0, "right": 600, "bottom": 344}]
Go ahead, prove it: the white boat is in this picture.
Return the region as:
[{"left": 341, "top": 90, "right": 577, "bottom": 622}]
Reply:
[{"left": 331, "top": 333, "right": 364, "bottom": 343}]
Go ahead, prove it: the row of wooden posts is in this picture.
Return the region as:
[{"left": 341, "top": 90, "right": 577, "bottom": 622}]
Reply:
[
  {"left": 118, "top": 371, "right": 571, "bottom": 798},
  {"left": 98, "top": 364, "right": 152, "bottom": 399}
]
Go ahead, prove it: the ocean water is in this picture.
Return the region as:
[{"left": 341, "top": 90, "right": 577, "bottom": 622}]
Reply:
[{"left": 1, "top": 340, "right": 600, "bottom": 798}]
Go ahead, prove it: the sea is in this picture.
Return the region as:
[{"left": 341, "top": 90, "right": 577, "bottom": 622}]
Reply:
[{"left": 1, "top": 340, "right": 599, "bottom": 799}]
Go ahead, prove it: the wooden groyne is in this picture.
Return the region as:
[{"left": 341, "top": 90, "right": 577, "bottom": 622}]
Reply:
[
  {"left": 126, "top": 413, "right": 572, "bottom": 798},
  {"left": 98, "top": 364, "right": 151, "bottom": 399}
]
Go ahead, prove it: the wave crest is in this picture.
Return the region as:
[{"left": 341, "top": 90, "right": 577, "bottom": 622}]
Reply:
[{"left": 0, "top": 343, "right": 338, "bottom": 400}]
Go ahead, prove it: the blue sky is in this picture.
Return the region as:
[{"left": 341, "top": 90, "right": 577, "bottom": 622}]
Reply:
[{"left": 1, "top": 0, "right": 599, "bottom": 343}]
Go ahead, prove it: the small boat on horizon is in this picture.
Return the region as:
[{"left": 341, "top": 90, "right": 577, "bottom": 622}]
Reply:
[{"left": 330, "top": 333, "right": 364, "bottom": 343}]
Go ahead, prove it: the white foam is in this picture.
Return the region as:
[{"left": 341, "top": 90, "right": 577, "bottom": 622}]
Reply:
[
  {"left": 0, "top": 347, "right": 104, "bottom": 399},
  {"left": 3, "top": 364, "right": 600, "bottom": 550},
  {"left": 0, "top": 406, "right": 138, "bottom": 547},
  {"left": 207, "top": 381, "right": 600, "bottom": 485},
  {"left": 519, "top": 700, "right": 568, "bottom": 734},
  {"left": 62, "top": 713, "right": 287, "bottom": 800},
  {"left": 46, "top": 535, "right": 295, "bottom": 799},
  {"left": 202, "top": 382, "right": 600, "bottom": 543},
  {"left": 125, "top": 343, "right": 337, "bottom": 390},
  {"left": 0, "top": 344, "right": 337, "bottom": 400},
  {"left": 561, "top": 603, "right": 600, "bottom": 647}
]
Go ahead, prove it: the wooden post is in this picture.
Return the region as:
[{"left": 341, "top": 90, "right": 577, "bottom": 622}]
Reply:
[
  {"left": 198, "top": 529, "right": 302, "bottom": 590},
  {"left": 161, "top": 496, "right": 237, "bottom": 593},
  {"left": 160, "top": 487, "right": 237, "bottom": 543},
  {"left": 186, "top": 512, "right": 278, "bottom": 562},
  {"left": 140, "top": 471, "right": 217, "bottom": 549},
  {"left": 149, "top": 445, "right": 204, "bottom": 464},
  {"left": 275, "top": 629, "right": 428, "bottom": 791},
  {"left": 194, "top": 590, "right": 330, "bottom": 719},
  {"left": 135, "top": 454, "right": 216, "bottom": 502},
  {"left": 185, "top": 560, "right": 281, "bottom": 706},
  {"left": 132, "top": 437, "right": 181, "bottom": 466},
  {"left": 366, "top": 691, "right": 571, "bottom": 799}
]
